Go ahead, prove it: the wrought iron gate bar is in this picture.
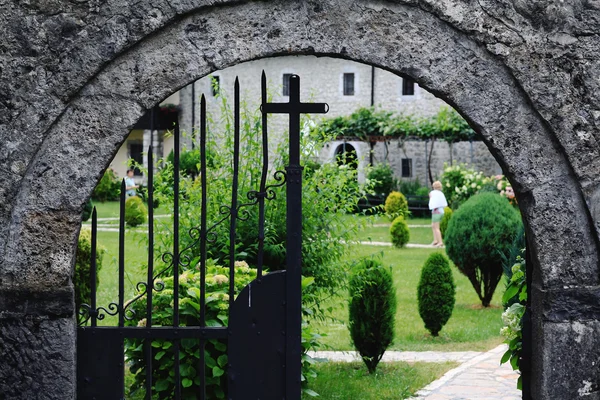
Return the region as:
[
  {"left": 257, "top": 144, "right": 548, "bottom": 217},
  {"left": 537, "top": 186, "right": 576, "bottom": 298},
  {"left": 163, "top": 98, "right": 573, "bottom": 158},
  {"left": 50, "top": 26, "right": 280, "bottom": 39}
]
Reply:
[
  {"left": 257, "top": 71, "right": 268, "bottom": 279},
  {"left": 145, "top": 145, "right": 155, "bottom": 400},
  {"left": 118, "top": 179, "right": 126, "bottom": 398},
  {"left": 262, "top": 74, "right": 329, "bottom": 399},
  {"left": 229, "top": 77, "right": 240, "bottom": 309},
  {"left": 173, "top": 121, "right": 182, "bottom": 399},
  {"left": 77, "top": 326, "right": 229, "bottom": 339},
  {"left": 119, "top": 179, "right": 126, "bottom": 328},
  {"left": 199, "top": 93, "right": 208, "bottom": 400},
  {"left": 90, "top": 207, "right": 98, "bottom": 327}
]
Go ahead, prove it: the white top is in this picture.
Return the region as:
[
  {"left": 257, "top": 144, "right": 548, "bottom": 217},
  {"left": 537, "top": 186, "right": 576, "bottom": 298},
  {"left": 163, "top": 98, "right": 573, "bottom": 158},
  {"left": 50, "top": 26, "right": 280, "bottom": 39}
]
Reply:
[{"left": 429, "top": 189, "right": 448, "bottom": 212}]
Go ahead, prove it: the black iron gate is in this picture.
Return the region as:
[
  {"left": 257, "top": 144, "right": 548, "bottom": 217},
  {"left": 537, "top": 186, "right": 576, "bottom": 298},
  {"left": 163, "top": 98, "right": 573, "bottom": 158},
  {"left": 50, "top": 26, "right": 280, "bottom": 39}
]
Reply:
[{"left": 77, "top": 73, "right": 327, "bottom": 399}]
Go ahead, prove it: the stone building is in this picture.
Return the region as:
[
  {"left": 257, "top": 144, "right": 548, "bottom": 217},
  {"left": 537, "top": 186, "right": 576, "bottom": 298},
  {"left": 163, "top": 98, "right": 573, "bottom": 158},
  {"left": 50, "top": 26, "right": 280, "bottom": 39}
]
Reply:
[{"left": 114, "top": 55, "right": 500, "bottom": 184}]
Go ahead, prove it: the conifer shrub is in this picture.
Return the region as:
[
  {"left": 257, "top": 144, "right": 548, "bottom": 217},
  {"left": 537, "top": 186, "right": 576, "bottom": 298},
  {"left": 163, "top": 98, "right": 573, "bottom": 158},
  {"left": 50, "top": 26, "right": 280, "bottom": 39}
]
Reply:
[
  {"left": 390, "top": 216, "right": 410, "bottom": 248},
  {"left": 417, "top": 253, "right": 456, "bottom": 336},
  {"left": 348, "top": 259, "right": 397, "bottom": 374},
  {"left": 74, "top": 227, "right": 104, "bottom": 325},
  {"left": 125, "top": 196, "right": 147, "bottom": 227},
  {"left": 439, "top": 206, "right": 453, "bottom": 238},
  {"left": 445, "top": 192, "right": 522, "bottom": 307},
  {"left": 384, "top": 191, "right": 409, "bottom": 220}
]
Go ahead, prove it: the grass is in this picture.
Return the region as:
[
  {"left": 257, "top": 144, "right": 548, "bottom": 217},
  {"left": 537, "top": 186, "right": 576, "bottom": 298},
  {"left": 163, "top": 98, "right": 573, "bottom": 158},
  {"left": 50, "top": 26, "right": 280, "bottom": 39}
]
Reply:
[
  {"left": 306, "top": 361, "right": 458, "bottom": 399},
  {"left": 94, "top": 230, "right": 148, "bottom": 326},
  {"left": 122, "top": 360, "right": 457, "bottom": 400},
  {"left": 315, "top": 245, "right": 504, "bottom": 352}
]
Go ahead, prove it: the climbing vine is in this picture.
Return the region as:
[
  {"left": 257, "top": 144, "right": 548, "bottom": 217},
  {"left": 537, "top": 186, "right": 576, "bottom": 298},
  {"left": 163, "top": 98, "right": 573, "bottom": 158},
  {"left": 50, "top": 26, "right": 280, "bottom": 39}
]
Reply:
[{"left": 315, "top": 107, "right": 478, "bottom": 143}]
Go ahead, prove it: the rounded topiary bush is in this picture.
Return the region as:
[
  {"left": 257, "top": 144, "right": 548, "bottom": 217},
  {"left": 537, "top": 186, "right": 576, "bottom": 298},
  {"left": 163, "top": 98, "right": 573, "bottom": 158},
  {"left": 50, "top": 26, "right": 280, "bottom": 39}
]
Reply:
[
  {"left": 348, "top": 259, "right": 397, "bottom": 374},
  {"left": 384, "top": 191, "right": 409, "bottom": 220},
  {"left": 74, "top": 227, "right": 104, "bottom": 325},
  {"left": 390, "top": 216, "right": 410, "bottom": 248},
  {"left": 125, "top": 196, "right": 147, "bottom": 227},
  {"left": 445, "top": 192, "right": 522, "bottom": 307},
  {"left": 417, "top": 253, "right": 456, "bottom": 336},
  {"left": 439, "top": 206, "right": 453, "bottom": 238}
]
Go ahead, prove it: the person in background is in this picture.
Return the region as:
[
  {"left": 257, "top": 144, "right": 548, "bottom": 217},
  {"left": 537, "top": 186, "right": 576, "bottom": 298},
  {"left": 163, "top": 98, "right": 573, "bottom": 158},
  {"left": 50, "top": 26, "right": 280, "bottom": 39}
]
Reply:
[
  {"left": 125, "top": 169, "right": 138, "bottom": 197},
  {"left": 429, "top": 180, "right": 448, "bottom": 248}
]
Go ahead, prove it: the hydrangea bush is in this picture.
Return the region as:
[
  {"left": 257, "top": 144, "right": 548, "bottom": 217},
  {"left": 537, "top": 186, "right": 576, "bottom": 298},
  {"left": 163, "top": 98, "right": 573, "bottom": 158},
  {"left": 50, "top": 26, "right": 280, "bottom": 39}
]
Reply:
[
  {"left": 440, "top": 163, "right": 491, "bottom": 209},
  {"left": 500, "top": 257, "right": 527, "bottom": 390}
]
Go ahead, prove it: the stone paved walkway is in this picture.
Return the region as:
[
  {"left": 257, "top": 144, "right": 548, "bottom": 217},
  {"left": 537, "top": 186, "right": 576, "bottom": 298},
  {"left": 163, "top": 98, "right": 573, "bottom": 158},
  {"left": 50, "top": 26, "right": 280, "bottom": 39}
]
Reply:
[
  {"left": 359, "top": 241, "right": 440, "bottom": 248},
  {"left": 309, "top": 345, "right": 521, "bottom": 400}
]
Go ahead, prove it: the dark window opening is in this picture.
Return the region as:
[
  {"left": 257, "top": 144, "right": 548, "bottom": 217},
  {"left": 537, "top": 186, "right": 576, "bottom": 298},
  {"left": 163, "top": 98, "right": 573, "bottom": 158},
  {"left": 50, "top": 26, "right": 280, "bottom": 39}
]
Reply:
[
  {"left": 283, "top": 73, "right": 292, "bottom": 96},
  {"left": 335, "top": 143, "right": 358, "bottom": 169},
  {"left": 401, "top": 158, "right": 412, "bottom": 177},
  {"left": 211, "top": 76, "right": 220, "bottom": 97},
  {"left": 402, "top": 78, "right": 415, "bottom": 96},
  {"left": 129, "top": 142, "right": 144, "bottom": 176},
  {"left": 343, "top": 73, "right": 355, "bottom": 96}
]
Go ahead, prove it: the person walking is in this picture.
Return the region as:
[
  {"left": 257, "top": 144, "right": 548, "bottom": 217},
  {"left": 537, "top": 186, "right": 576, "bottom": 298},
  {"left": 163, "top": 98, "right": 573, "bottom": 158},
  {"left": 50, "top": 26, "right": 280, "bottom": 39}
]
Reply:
[
  {"left": 125, "top": 169, "right": 138, "bottom": 197},
  {"left": 429, "top": 181, "right": 448, "bottom": 247}
]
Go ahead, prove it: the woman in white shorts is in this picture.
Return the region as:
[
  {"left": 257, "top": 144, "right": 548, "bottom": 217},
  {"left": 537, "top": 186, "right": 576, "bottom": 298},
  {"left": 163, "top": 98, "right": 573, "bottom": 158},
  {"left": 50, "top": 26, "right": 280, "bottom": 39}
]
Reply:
[{"left": 429, "top": 181, "right": 448, "bottom": 247}]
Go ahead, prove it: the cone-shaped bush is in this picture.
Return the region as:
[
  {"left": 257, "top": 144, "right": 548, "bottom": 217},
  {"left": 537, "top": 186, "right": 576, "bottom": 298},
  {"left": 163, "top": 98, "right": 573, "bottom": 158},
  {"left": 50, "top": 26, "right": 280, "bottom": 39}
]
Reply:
[
  {"left": 445, "top": 192, "right": 522, "bottom": 307},
  {"left": 390, "top": 216, "right": 410, "bottom": 248},
  {"left": 417, "top": 253, "right": 456, "bottom": 336},
  {"left": 384, "top": 191, "right": 409, "bottom": 220},
  {"left": 348, "top": 259, "right": 397, "bottom": 374},
  {"left": 125, "top": 195, "right": 147, "bottom": 227}
]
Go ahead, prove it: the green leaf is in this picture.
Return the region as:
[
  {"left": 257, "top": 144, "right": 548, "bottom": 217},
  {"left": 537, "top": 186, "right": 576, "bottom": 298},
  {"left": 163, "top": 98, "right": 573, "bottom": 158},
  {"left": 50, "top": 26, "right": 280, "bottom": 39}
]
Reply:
[
  {"left": 155, "top": 379, "right": 170, "bottom": 392},
  {"left": 500, "top": 349, "right": 511, "bottom": 365},
  {"left": 303, "top": 388, "right": 320, "bottom": 397},
  {"left": 155, "top": 351, "right": 166, "bottom": 360},
  {"left": 182, "top": 378, "right": 193, "bottom": 388},
  {"left": 502, "top": 284, "right": 519, "bottom": 304},
  {"left": 212, "top": 366, "right": 225, "bottom": 377},
  {"left": 217, "top": 354, "right": 228, "bottom": 367}
]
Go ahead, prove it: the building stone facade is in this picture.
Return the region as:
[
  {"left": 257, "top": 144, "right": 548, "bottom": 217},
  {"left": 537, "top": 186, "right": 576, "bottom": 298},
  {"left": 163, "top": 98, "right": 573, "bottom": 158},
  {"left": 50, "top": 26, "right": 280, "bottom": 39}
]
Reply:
[
  {"left": 120, "top": 55, "right": 496, "bottom": 184},
  {"left": 2, "top": 1, "right": 600, "bottom": 398}
]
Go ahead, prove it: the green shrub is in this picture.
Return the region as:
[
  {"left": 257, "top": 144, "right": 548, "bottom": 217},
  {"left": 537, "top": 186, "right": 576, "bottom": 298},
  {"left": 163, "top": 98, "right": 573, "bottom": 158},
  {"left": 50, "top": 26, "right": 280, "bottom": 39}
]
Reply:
[
  {"left": 74, "top": 227, "right": 104, "bottom": 325},
  {"left": 440, "top": 163, "right": 491, "bottom": 209},
  {"left": 348, "top": 259, "right": 397, "bottom": 374},
  {"left": 415, "top": 186, "right": 430, "bottom": 197},
  {"left": 82, "top": 198, "right": 93, "bottom": 222},
  {"left": 439, "top": 207, "right": 453, "bottom": 238},
  {"left": 368, "top": 164, "right": 396, "bottom": 196},
  {"left": 92, "top": 168, "right": 121, "bottom": 202},
  {"left": 445, "top": 192, "right": 522, "bottom": 307},
  {"left": 390, "top": 216, "right": 410, "bottom": 248},
  {"left": 384, "top": 191, "right": 409, "bottom": 220},
  {"left": 125, "top": 262, "right": 256, "bottom": 399},
  {"left": 417, "top": 253, "right": 456, "bottom": 336},
  {"left": 398, "top": 179, "right": 423, "bottom": 196},
  {"left": 125, "top": 196, "right": 147, "bottom": 227}
]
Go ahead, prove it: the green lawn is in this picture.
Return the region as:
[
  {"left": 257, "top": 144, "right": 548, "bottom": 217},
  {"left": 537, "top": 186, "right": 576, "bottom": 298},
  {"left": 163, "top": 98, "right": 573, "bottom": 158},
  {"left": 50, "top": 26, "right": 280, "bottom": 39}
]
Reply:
[
  {"left": 315, "top": 245, "right": 504, "bottom": 352},
  {"left": 307, "top": 361, "right": 458, "bottom": 400},
  {"left": 94, "top": 230, "right": 148, "bottom": 326},
  {"left": 88, "top": 203, "right": 503, "bottom": 349}
]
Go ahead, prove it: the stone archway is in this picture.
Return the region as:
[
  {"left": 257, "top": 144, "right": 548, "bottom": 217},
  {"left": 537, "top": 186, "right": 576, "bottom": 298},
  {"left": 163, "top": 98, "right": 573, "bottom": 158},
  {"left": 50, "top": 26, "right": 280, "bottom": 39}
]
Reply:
[{"left": 2, "top": 1, "right": 600, "bottom": 398}]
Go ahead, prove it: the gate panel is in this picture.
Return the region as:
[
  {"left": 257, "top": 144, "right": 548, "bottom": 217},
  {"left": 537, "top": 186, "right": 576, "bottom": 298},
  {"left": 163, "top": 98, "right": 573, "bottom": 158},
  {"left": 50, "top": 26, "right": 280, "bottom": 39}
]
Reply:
[
  {"left": 228, "top": 271, "right": 286, "bottom": 399},
  {"left": 76, "top": 72, "right": 327, "bottom": 399},
  {"left": 77, "top": 330, "right": 123, "bottom": 399}
]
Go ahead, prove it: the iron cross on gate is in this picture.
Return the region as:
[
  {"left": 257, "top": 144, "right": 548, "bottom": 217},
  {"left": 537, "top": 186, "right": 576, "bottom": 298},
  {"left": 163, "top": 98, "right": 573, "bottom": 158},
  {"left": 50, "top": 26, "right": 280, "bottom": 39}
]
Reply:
[{"left": 261, "top": 73, "right": 328, "bottom": 399}]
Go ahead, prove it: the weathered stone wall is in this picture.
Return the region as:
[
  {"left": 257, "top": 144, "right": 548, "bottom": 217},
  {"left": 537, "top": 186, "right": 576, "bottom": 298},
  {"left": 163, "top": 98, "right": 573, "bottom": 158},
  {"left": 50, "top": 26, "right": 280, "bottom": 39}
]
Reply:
[
  {"left": 320, "top": 139, "right": 501, "bottom": 185},
  {"left": 1, "top": 0, "right": 600, "bottom": 398}
]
